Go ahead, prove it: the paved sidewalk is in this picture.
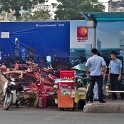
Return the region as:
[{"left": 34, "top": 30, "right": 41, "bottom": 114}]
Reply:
[{"left": 83, "top": 100, "right": 124, "bottom": 113}]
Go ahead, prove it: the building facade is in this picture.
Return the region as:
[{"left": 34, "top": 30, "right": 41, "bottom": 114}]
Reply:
[{"left": 108, "top": 0, "right": 124, "bottom": 12}]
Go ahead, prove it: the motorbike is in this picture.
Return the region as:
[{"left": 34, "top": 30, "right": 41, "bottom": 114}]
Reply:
[
  {"left": 3, "top": 74, "right": 38, "bottom": 110},
  {"left": 3, "top": 77, "right": 24, "bottom": 110},
  {"left": 72, "top": 67, "right": 90, "bottom": 109}
]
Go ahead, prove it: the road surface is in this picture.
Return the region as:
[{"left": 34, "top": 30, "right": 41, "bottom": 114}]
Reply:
[{"left": 0, "top": 107, "right": 124, "bottom": 124}]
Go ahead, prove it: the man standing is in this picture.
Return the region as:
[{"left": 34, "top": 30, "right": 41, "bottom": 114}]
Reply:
[
  {"left": 108, "top": 51, "right": 123, "bottom": 100},
  {"left": 85, "top": 48, "right": 106, "bottom": 103}
]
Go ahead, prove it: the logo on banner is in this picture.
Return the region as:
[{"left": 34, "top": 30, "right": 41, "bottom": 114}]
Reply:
[
  {"left": 77, "top": 26, "right": 88, "bottom": 42},
  {"left": 1, "top": 32, "right": 10, "bottom": 38}
]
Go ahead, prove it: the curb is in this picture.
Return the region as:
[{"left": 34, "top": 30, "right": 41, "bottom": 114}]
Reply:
[{"left": 83, "top": 102, "right": 124, "bottom": 113}]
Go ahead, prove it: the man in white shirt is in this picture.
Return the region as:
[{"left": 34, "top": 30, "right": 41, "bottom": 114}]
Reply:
[
  {"left": 108, "top": 51, "right": 123, "bottom": 100},
  {"left": 85, "top": 48, "right": 106, "bottom": 103}
]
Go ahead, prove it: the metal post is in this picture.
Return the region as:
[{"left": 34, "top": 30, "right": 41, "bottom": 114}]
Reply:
[{"left": 93, "top": 27, "right": 96, "bottom": 48}]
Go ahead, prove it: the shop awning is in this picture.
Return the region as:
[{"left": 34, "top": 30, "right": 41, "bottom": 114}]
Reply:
[{"left": 80, "top": 12, "right": 124, "bottom": 22}]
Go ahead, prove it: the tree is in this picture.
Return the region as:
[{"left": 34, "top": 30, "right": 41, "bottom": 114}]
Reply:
[
  {"left": 0, "top": 0, "right": 45, "bottom": 18},
  {"left": 55, "top": 0, "right": 105, "bottom": 20},
  {"left": 18, "top": 10, "right": 51, "bottom": 21}
]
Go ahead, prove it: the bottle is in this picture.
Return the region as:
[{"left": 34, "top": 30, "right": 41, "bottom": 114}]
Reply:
[
  {"left": 64, "top": 77, "right": 66, "bottom": 80},
  {"left": 67, "top": 77, "right": 69, "bottom": 80},
  {"left": 72, "top": 77, "right": 74, "bottom": 81},
  {"left": 66, "top": 77, "right": 68, "bottom": 80},
  {"left": 70, "top": 77, "right": 72, "bottom": 81}
]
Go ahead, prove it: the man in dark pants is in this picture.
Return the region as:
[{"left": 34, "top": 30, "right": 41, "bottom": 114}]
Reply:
[
  {"left": 108, "top": 51, "right": 123, "bottom": 100},
  {"left": 85, "top": 48, "right": 106, "bottom": 103}
]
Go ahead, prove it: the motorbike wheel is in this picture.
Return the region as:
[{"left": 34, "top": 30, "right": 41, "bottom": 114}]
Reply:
[
  {"left": 3, "top": 93, "right": 13, "bottom": 110},
  {"left": 60, "top": 108, "right": 64, "bottom": 111}
]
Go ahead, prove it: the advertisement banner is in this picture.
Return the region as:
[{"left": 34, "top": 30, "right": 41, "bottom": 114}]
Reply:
[
  {"left": 0, "top": 21, "right": 70, "bottom": 68},
  {"left": 0, "top": 20, "right": 124, "bottom": 70},
  {"left": 77, "top": 26, "right": 88, "bottom": 41}
]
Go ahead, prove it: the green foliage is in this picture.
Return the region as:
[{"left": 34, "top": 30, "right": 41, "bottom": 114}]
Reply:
[
  {"left": 17, "top": 10, "right": 51, "bottom": 21},
  {"left": 55, "top": 0, "right": 105, "bottom": 20},
  {"left": 0, "top": 0, "right": 45, "bottom": 17}
]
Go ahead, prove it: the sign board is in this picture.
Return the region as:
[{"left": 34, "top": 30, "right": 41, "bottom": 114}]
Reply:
[
  {"left": 77, "top": 26, "right": 88, "bottom": 41},
  {"left": 1, "top": 32, "right": 10, "bottom": 38}
]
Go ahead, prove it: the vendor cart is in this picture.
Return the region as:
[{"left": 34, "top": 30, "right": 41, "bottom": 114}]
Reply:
[{"left": 57, "top": 70, "right": 75, "bottom": 110}]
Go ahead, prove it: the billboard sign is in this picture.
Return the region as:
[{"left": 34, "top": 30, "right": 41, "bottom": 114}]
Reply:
[{"left": 77, "top": 26, "right": 88, "bottom": 41}]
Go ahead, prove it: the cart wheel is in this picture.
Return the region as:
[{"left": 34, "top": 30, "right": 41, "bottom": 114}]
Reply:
[
  {"left": 60, "top": 108, "right": 64, "bottom": 111},
  {"left": 72, "top": 108, "right": 75, "bottom": 111}
]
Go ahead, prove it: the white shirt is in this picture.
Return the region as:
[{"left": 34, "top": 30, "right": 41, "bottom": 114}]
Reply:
[
  {"left": 85, "top": 55, "right": 106, "bottom": 76},
  {"left": 109, "top": 58, "right": 122, "bottom": 74}
]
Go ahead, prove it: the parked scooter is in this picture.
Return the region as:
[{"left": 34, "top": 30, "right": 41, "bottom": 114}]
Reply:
[
  {"left": 3, "top": 77, "right": 24, "bottom": 110},
  {"left": 74, "top": 75, "right": 90, "bottom": 109}
]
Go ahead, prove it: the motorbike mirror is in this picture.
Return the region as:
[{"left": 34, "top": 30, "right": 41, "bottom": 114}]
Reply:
[
  {"left": 10, "top": 77, "right": 15, "bottom": 82},
  {"left": 54, "top": 85, "right": 58, "bottom": 89}
]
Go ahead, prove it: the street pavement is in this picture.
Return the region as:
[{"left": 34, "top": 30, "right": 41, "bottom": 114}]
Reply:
[{"left": 0, "top": 107, "right": 124, "bottom": 124}]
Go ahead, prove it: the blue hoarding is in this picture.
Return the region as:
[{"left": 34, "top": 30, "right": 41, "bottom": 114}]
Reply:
[{"left": 0, "top": 21, "right": 70, "bottom": 64}]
